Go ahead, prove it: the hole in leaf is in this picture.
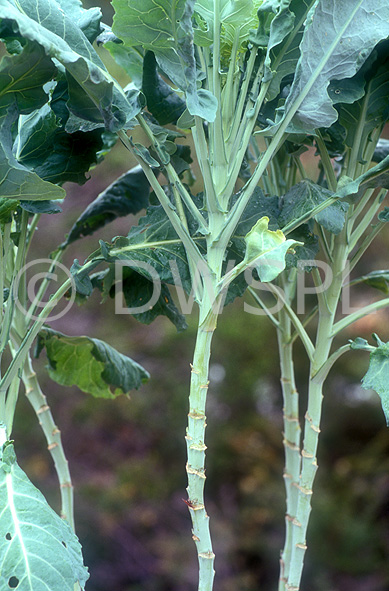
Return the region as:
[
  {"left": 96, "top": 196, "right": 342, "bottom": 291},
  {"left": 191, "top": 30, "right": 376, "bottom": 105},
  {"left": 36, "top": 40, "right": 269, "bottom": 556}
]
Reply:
[
  {"left": 5, "top": 532, "right": 12, "bottom": 541},
  {"left": 62, "top": 541, "right": 67, "bottom": 548},
  {"left": 8, "top": 577, "right": 19, "bottom": 588}
]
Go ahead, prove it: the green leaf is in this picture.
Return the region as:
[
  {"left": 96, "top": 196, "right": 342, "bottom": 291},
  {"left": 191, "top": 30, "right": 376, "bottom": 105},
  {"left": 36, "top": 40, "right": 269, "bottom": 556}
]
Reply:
[
  {"left": 337, "top": 49, "right": 389, "bottom": 154},
  {"left": 0, "top": 198, "right": 18, "bottom": 224},
  {"left": 142, "top": 51, "right": 186, "bottom": 125},
  {"left": 35, "top": 328, "right": 150, "bottom": 398},
  {"left": 373, "top": 138, "right": 389, "bottom": 163},
  {"left": 243, "top": 216, "right": 299, "bottom": 282},
  {"left": 0, "top": 42, "right": 56, "bottom": 113},
  {"left": 336, "top": 155, "right": 389, "bottom": 202},
  {"left": 119, "top": 268, "right": 188, "bottom": 331},
  {"left": 253, "top": 0, "right": 314, "bottom": 102},
  {"left": 0, "top": 42, "right": 66, "bottom": 201},
  {"left": 98, "top": 203, "right": 198, "bottom": 294},
  {"left": 360, "top": 335, "right": 389, "bottom": 425},
  {"left": 378, "top": 207, "right": 389, "bottom": 222},
  {"left": 279, "top": 180, "right": 348, "bottom": 234},
  {"left": 229, "top": 189, "right": 318, "bottom": 272},
  {"left": 318, "top": 121, "right": 347, "bottom": 158},
  {"left": 111, "top": 0, "right": 217, "bottom": 121},
  {"left": 64, "top": 165, "right": 153, "bottom": 246},
  {"left": 105, "top": 42, "right": 144, "bottom": 89},
  {"left": 285, "top": 226, "right": 319, "bottom": 270},
  {"left": 70, "top": 259, "right": 94, "bottom": 296},
  {"left": 0, "top": 442, "right": 88, "bottom": 590},
  {"left": 284, "top": 0, "right": 389, "bottom": 133},
  {"left": 0, "top": 0, "right": 141, "bottom": 131},
  {"left": 351, "top": 270, "right": 389, "bottom": 294},
  {"left": 194, "top": 0, "right": 261, "bottom": 54},
  {"left": 349, "top": 337, "right": 373, "bottom": 351},
  {"left": 14, "top": 97, "right": 105, "bottom": 185},
  {"left": 20, "top": 200, "right": 62, "bottom": 215},
  {"left": 234, "top": 188, "right": 281, "bottom": 234}
]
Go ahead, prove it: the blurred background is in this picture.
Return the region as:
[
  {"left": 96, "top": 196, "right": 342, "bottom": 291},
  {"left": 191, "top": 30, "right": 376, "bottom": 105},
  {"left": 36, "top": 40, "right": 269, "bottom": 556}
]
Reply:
[{"left": 8, "top": 1, "right": 389, "bottom": 590}]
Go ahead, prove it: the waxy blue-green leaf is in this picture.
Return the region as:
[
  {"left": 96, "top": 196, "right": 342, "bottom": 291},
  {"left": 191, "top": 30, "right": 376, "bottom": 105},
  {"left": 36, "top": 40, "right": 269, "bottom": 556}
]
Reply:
[
  {"left": 350, "top": 270, "right": 389, "bottom": 295},
  {"left": 349, "top": 337, "right": 373, "bottom": 351},
  {"left": 378, "top": 207, "right": 389, "bottom": 222},
  {"left": 118, "top": 267, "right": 188, "bottom": 331},
  {"left": 111, "top": 0, "right": 217, "bottom": 121},
  {"left": 253, "top": 0, "right": 314, "bottom": 102},
  {"left": 14, "top": 100, "right": 104, "bottom": 185},
  {"left": 279, "top": 180, "right": 348, "bottom": 234},
  {"left": 64, "top": 165, "right": 153, "bottom": 246},
  {"left": 0, "top": 0, "right": 141, "bottom": 131},
  {"left": 360, "top": 334, "right": 389, "bottom": 425},
  {"left": 284, "top": 0, "right": 389, "bottom": 133},
  {"left": 338, "top": 58, "right": 389, "bottom": 154},
  {"left": 70, "top": 258, "right": 102, "bottom": 297},
  {"left": 54, "top": 0, "right": 103, "bottom": 43},
  {"left": 0, "top": 198, "right": 18, "bottom": 223},
  {"left": 20, "top": 200, "right": 62, "bottom": 215},
  {"left": 194, "top": 0, "right": 261, "bottom": 55},
  {"left": 35, "top": 328, "right": 150, "bottom": 398},
  {"left": 285, "top": 226, "right": 319, "bottom": 270},
  {"left": 0, "top": 442, "right": 89, "bottom": 590},
  {"left": 99, "top": 204, "right": 198, "bottom": 294},
  {"left": 373, "top": 139, "right": 389, "bottom": 163},
  {"left": 106, "top": 43, "right": 144, "bottom": 89},
  {"left": 142, "top": 51, "right": 186, "bottom": 125},
  {"left": 0, "top": 42, "right": 56, "bottom": 113},
  {"left": 336, "top": 154, "right": 389, "bottom": 202},
  {"left": 0, "top": 43, "right": 65, "bottom": 201}
]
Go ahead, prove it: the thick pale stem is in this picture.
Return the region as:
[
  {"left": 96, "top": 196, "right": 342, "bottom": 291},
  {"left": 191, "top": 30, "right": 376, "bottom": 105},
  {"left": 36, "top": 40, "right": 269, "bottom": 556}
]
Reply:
[
  {"left": 277, "top": 309, "right": 301, "bottom": 591},
  {"left": 287, "top": 236, "right": 348, "bottom": 591},
  {"left": 22, "top": 354, "right": 75, "bottom": 530},
  {"left": 185, "top": 307, "right": 217, "bottom": 591}
]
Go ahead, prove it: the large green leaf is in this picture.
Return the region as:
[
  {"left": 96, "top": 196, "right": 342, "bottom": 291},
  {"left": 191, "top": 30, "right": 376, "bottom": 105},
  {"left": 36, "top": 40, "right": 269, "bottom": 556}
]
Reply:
[
  {"left": 105, "top": 42, "right": 144, "bottom": 89},
  {"left": 278, "top": 180, "right": 348, "bottom": 234},
  {"left": 54, "top": 0, "right": 103, "bottom": 43},
  {"left": 284, "top": 0, "right": 389, "bottom": 133},
  {"left": 358, "top": 334, "right": 389, "bottom": 425},
  {"left": 142, "top": 51, "right": 186, "bottom": 125},
  {"left": 229, "top": 188, "right": 319, "bottom": 271},
  {"left": 35, "top": 328, "right": 150, "bottom": 398},
  {"left": 64, "top": 165, "right": 152, "bottom": 246},
  {"left": 111, "top": 0, "right": 217, "bottom": 121},
  {"left": 194, "top": 0, "right": 261, "bottom": 55},
  {"left": 98, "top": 203, "right": 201, "bottom": 294},
  {"left": 284, "top": 226, "right": 319, "bottom": 270},
  {"left": 338, "top": 54, "right": 389, "bottom": 153},
  {"left": 0, "top": 42, "right": 65, "bottom": 201},
  {"left": 14, "top": 100, "right": 104, "bottom": 186},
  {"left": 117, "top": 267, "right": 188, "bottom": 331},
  {"left": 0, "top": 441, "right": 88, "bottom": 590},
  {"left": 251, "top": 0, "right": 315, "bottom": 105},
  {"left": 0, "top": 0, "right": 141, "bottom": 131},
  {"left": 254, "top": 0, "right": 303, "bottom": 97}
]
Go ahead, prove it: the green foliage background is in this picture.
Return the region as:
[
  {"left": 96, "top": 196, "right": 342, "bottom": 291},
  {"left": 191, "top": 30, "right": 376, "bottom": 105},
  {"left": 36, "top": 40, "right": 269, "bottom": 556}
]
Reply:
[
  {"left": 5, "top": 1, "right": 389, "bottom": 590},
  {"left": 12, "top": 136, "right": 389, "bottom": 591}
]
